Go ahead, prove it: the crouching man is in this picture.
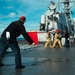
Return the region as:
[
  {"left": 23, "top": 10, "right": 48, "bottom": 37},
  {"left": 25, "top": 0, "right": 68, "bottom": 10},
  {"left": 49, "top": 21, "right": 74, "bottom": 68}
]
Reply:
[
  {"left": 52, "top": 29, "right": 62, "bottom": 48},
  {"left": 44, "top": 31, "right": 52, "bottom": 48}
]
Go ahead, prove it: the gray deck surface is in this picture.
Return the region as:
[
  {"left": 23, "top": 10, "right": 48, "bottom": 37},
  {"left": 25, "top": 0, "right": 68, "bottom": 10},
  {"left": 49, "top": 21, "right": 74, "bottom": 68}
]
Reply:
[{"left": 0, "top": 42, "right": 75, "bottom": 75}]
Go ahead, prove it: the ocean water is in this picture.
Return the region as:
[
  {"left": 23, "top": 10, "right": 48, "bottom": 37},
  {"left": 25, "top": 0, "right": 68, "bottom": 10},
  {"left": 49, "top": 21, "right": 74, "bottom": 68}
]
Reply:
[{"left": 17, "top": 38, "right": 25, "bottom": 41}]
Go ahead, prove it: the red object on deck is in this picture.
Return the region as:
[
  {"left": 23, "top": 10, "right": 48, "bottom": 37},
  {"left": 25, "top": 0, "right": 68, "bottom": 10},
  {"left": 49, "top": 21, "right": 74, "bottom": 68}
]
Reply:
[{"left": 28, "top": 32, "right": 38, "bottom": 45}]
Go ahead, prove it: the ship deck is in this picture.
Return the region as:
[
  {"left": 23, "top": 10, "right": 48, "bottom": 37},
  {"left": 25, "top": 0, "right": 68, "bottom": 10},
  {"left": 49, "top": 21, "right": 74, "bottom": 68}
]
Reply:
[{"left": 0, "top": 41, "right": 75, "bottom": 75}]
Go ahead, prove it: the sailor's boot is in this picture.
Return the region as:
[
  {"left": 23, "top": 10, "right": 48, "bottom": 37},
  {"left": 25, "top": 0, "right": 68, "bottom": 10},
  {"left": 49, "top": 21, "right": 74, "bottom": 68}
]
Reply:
[
  {"left": 44, "top": 42, "right": 48, "bottom": 48},
  {"left": 50, "top": 45, "right": 53, "bottom": 48},
  {"left": 59, "top": 45, "right": 62, "bottom": 48}
]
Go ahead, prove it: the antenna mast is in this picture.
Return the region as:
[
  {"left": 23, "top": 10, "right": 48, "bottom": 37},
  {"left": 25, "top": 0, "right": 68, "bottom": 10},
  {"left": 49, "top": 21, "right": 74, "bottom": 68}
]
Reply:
[
  {"left": 63, "top": 0, "right": 70, "bottom": 19},
  {"left": 58, "top": 0, "right": 60, "bottom": 11}
]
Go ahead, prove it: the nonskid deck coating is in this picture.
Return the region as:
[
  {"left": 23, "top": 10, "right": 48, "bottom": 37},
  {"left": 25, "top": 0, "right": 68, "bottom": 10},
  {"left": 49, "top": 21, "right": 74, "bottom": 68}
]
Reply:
[{"left": 0, "top": 43, "right": 75, "bottom": 75}]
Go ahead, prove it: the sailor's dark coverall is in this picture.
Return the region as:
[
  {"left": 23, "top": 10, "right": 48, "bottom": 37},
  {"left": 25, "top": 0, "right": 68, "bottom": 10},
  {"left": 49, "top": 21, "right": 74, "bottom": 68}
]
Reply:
[
  {"left": 64, "top": 31, "right": 69, "bottom": 47},
  {"left": 0, "top": 20, "right": 34, "bottom": 68}
]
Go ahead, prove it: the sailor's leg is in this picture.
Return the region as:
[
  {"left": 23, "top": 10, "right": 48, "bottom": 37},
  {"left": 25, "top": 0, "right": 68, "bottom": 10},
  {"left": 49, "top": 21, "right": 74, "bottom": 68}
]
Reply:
[
  {"left": 9, "top": 39, "right": 22, "bottom": 68},
  {"left": 52, "top": 39, "right": 58, "bottom": 48},
  {"left": 45, "top": 40, "right": 50, "bottom": 48},
  {"left": 58, "top": 40, "right": 62, "bottom": 48},
  {"left": 49, "top": 40, "right": 53, "bottom": 48},
  {"left": 56, "top": 42, "right": 59, "bottom": 48},
  {"left": 0, "top": 37, "right": 9, "bottom": 64}
]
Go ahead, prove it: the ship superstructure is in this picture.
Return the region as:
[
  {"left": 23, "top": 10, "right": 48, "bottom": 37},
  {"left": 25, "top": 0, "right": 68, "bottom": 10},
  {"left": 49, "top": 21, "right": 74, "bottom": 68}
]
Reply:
[{"left": 39, "top": 0, "right": 75, "bottom": 36}]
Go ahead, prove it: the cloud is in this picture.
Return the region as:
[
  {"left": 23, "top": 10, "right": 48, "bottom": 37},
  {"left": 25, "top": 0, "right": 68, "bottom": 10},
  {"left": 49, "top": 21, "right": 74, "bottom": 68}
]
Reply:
[
  {"left": 8, "top": 12, "right": 16, "bottom": 17},
  {"left": 0, "top": 12, "right": 17, "bottom": 18}
]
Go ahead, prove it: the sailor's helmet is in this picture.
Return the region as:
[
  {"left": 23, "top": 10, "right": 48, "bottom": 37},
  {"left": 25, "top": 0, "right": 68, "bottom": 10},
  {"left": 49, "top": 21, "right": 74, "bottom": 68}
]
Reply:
[{"left": 56, "top": 29, "right": 60, "bottom": 33}]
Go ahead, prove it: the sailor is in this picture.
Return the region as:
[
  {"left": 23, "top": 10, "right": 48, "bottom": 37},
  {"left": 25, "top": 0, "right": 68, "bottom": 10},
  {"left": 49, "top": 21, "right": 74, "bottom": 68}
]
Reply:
[
  {"left": 44, "top": 31, "right": 52, "bottom": 48},
  {"left": 52, "top": 29, "right": 62, "bottom": 48},
  {"left": 0, "top": 16, "right": 35, "bottom": 69},
  {"left": 64, "top": 30, "right": 70, "bottom": 47}
]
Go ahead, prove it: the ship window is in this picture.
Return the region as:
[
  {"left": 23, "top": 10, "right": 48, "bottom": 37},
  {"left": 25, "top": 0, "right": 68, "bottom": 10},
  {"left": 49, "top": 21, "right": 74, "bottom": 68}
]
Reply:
[
  {"left": 40, "top": 24, "right": 45, "bottom": 31},
  {"left": 53, "top": 16, "right": 58, "bottom": 21},
  {"left": 47, "top": 22, "right": 50, "bottom": 25}
]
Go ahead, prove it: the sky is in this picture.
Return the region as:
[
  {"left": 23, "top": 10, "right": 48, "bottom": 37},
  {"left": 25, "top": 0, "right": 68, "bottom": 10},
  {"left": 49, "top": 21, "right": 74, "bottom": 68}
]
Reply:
[{"left": 0, "top": 0, "right": 75, "bottom": 34}]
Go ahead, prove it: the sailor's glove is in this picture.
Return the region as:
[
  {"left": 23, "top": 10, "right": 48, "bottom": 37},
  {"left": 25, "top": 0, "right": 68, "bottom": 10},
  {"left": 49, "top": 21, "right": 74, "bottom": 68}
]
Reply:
[
  {"left": 32, "top": 42, "right": 35, "bottom": 45},
  {"left": 56, "top": 36, "right": 59, "bottom": 39}
]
